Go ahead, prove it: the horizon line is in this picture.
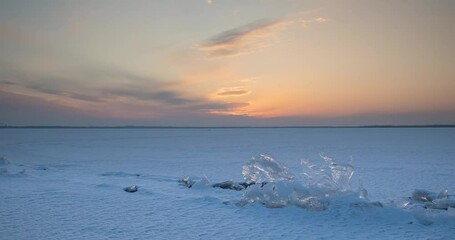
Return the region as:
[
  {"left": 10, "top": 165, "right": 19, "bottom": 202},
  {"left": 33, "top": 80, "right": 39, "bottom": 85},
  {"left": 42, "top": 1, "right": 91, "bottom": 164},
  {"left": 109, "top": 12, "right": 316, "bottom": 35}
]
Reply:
[{"left": 1, "top": 124, "right": 454, "bottom": 129}]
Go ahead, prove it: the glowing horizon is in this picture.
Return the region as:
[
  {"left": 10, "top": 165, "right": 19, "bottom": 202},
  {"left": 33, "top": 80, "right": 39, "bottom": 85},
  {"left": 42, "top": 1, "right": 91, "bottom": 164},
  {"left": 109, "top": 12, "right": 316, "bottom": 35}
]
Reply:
[{"left": 1, "top": 0, "right": 454, "bottom": 126}]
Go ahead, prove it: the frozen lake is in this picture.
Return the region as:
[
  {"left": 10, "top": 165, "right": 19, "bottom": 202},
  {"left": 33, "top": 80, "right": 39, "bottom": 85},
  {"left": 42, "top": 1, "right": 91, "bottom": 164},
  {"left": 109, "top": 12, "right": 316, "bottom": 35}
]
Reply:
[{"left": 1, "top": 128, "right": 454, "bottom": 239}]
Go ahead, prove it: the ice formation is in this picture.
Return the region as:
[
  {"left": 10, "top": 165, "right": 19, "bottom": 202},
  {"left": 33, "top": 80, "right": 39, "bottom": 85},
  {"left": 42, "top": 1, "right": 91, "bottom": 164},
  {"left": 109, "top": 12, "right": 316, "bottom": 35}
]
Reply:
[
  {"left": 242, "top": 154, "right": 296, "bottom": 184},
  {"left": 180, "top": 154, "right": 366, "bottom": 210},
  {"left": 299, "top": 154, "right": 354, "bottom": 192},
  {"left": 237, "top": 154, "right": 360, "bottom": 210},
  {"left": 179, "top": 153, "right": 454, "bottom": 226},
  {"left": 407, "top": 188, "right": 455, "bottom": 211}
]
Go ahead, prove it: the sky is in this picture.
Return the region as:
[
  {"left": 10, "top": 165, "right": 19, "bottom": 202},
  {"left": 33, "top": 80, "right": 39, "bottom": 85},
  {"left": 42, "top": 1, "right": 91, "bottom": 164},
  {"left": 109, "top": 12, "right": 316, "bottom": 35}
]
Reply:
[{"left": 1, "top": 0, "right": 454, "bottom": 126}]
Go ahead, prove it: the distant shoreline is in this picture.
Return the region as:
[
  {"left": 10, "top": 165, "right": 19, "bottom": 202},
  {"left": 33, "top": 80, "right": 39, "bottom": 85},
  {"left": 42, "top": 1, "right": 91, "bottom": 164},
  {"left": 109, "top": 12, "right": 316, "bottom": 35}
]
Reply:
[{"left": 1, "top": 125, "right": 454, "bottom": 129}]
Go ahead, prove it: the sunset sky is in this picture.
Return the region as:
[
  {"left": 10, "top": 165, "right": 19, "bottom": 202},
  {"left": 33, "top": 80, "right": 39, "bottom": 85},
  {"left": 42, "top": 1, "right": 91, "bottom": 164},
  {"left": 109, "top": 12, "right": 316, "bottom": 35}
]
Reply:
[{"left": 1, "top": 0, "right": 454, "bottom": 126}]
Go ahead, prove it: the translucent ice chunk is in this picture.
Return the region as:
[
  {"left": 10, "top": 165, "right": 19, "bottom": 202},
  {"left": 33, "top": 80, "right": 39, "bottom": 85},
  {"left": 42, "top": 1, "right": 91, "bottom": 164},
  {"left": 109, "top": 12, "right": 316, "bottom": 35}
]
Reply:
[
  {"left": 358, "top": 179, "right": 368, "bottom": 200},
  {"left": 238, "top": 153, "right": 363, "bottom": 210},
  {"left": 242, "top": 154, "right": 295, "bottom": 184},
  {"left": 294, "top": 196, "right": 328, "bottom": 211},
  {"left": 300, "top": 154, "right": 354, "bottom": 192},
  {"left": 437, "top": 188, "right": 448, "bottom": 199}
]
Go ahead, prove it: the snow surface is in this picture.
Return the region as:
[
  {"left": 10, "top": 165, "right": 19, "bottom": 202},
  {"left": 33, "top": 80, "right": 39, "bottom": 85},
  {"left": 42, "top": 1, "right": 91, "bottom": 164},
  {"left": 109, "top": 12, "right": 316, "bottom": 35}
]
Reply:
[{"left": 1, "top": 128, "right": 454, "bottom": 239}]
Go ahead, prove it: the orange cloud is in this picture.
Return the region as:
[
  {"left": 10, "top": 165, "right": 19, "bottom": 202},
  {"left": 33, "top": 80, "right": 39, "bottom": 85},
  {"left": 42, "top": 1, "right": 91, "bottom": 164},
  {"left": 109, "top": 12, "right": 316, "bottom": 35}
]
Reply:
[
  {"left": 208, "top": 102, "right": 251, "bottom": 116},
  {"left": 216, "top": 87, "right": 251, "bottom": 97},
  {"left": 198, "top": 19, "right": 291, "bottom": 57}
]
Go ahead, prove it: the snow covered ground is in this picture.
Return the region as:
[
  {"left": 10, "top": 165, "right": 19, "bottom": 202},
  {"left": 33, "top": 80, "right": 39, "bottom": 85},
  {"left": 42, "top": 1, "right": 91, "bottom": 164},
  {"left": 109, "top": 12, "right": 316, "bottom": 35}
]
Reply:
[{"left": 1, "top": 128, "right": 454, "bottom": 239}]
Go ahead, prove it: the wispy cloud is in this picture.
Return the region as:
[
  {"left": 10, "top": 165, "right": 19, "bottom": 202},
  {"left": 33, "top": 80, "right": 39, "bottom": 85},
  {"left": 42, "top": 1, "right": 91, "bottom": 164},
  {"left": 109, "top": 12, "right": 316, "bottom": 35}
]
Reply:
[
  {"left": 300, "top": 17, "right": 330, "bottom": 27},
  {"left": 102, "top": 88, "right": 190, "bottom": 106},
  {"left": 216, "top": 87, "right": 251, "bottom": 97},
  {"left": 29, "top": 84, "right": 103, "bottom": 102},
  {"left": 0, "top": 79, "right": 102, "bottom": 102},
  {"left": 101, "top": 87, "right": 250, "bottom": 115},
  {"left": 198, "top": 14, "right": 329, "bottom": 57},
  {"left": 198, "top": 19, "right": 290, "bottom": 57},
  {"left": 208, "top": 102, "right": 251, "bottom": 116},
  {"left": 0, "top": 67, "right": 251, "bottom": 116},
  {"left": 0, "top": 90, "right": 105, "bottom": 126}
]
